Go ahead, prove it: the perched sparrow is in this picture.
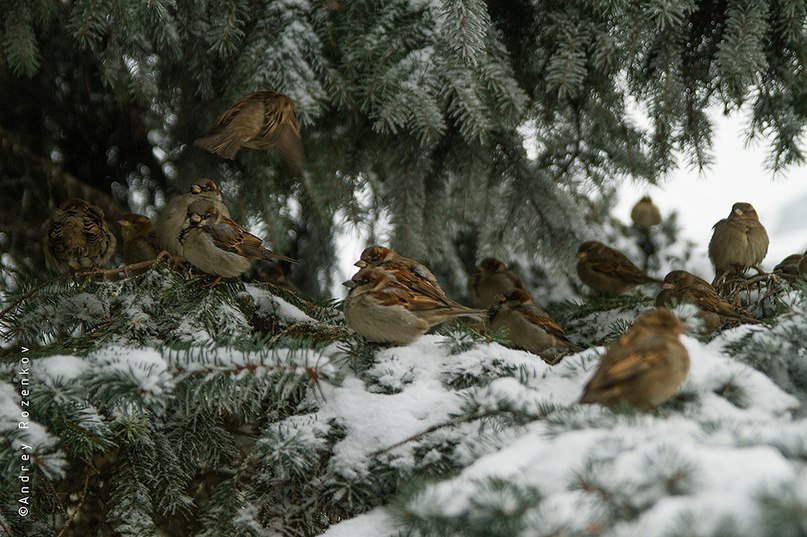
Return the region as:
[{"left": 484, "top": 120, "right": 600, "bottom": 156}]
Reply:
[
  {"left": 178, "top": 200, "right": 295, "bottom": 279},
  {"left": 488, "top": 289, "right": 578, "bottom": 359},
  {"left": 468, "top": 257, "right": 530, "bottom": 308},
  {"left": 580, "top": 308, "right": 690, "bottom": 410},
  {"left": 655, "top": 270, "right": 757, "bottom": 331},
  {"left": 708, "top": 202, "right": 768, "bottom": 284},
  {"left": 353, "top": 245, "right": 472, "bottom": 310},
  {"left": 576, "top": 241, "right": 662, "bottom": 294},
  {"left": 156, "top": 180, "right": 231, "bottom": 257},
  {"left": 43, "top": 198, "right": 116, "bottom": 272},
  {"left": 195, "top": 91, "right": 304, "bottom": 175},
  {"left": 254, "top": 261, "right": 300, "bottom": 293},
  {"left": 773, "top": 254, "right": 803, "bottom": 276},
  {"left": 630, "top": 196, "right": 662, "bottom": 230},
  {"left": 343, "top": 267, "right": 485, "bottom": 345},
  {"left": 355, "top": 245, "right": 439, "bottom": 285},
  {"left": 118, "top": 214, "right": 159, "bottom": 264}
]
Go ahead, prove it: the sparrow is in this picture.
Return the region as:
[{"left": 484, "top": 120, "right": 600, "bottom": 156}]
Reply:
[
  {"left": 354, "top": 245, "right": 470, "bottom": 310},
  {"left": 655, "top": 270, "right": 758, "bottom": 331},
  {"left": 355, "top": 245, "right": 439, "bottom": 285},
  {"left": 194, "top": 91, "right": 304, "bottom": 175},
  {"left": 580, "top": 308, "right": 690, "bottom": 410},
  {"left": 343, "top": 267, "right": 485, "bottom": 345},
  {"left": 488, "top": 288, "right": 578, "bottom": 359},
  {"left": 253, "top": 261, "right": 300, "bottom": 293},
  {"left": 467, "top": 257, "right": 530, "bottom": 308},
  {"left": 708, "top": 202, "right": 768, "bottom": 284},
  {"left": 178, "top": 200, "right": 295, "bottom": 279},
  {"left": 630, "top": 196, "right": 662, "bottom": 230},
  {"left": 773, "top": 254, "right": 803, "bottom": 277},
  {"left": 576, "top": 241, "right": 662, "bottom": 295},
  {"left": 43, "top": 198, "right": 116, "bottom": 273},
  {"left": 118, "top": 214, "right": 159, "bottom": 265},
  {"left": 156, "top": 180, "right": 231, "bottom": 257}
]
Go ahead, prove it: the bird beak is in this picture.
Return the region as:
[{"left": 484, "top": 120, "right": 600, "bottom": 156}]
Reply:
[
  {"left": 191, "top": 186, "right": 202, "bottom": 194},
  {"left": 190, "top": 214, "right": 202, "bottom": 225},
  {"left": 117, "top": 220, "right": 129, "bottom": 227},
  {"left": 733, "top": 208, "right": 744, "bottom": 217},
  {"left": 576, "top": 252, "right": 586, "bottom": 259},
  {"left": 343, "top": 280, "right": 357, "bottom": 289},
  {"left": 662, "top": 283, "right": 675, "bottom": 290},
  {"left": 354, "top": 260, "right": 368, "bottom": 268}
]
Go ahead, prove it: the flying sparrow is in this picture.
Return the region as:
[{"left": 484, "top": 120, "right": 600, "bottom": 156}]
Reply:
[
  {"left": 156, "top": 180, "right": 231, "bottom": 257},
  {"left": 343, "top": 267, "right": 485, "bottom": 345},
  {"left": 178, "top": 200, "right": 295, "bottom": 279},
  {"left": 630, "top": 196, "right": 662, "bottom": 230},
  {"left": 43, "top": 198, "right": 116, "bottom": 272},
  {"left": 488, "top": 288, "right": 578, "bottom": 360},
  {"left": 467, "top": 257, "right": 530, "bottom": 308},
  {"left": 580, "top": 308, "right": 690, "bottom": 410},
  {"left": 655, "top": 270, "right": 757, "bottom": 331},
  {"left": 118, "top": 214, "right": 160, "bottom": 265},
  {"left": 708, "top": 202, "right": 768, "bottom": 285},
  {"left": 576, "top": 241, "right": 662, "bottom": 294},
  {"left": 773, "top": 254, "right": 803, "bottom": 276},
  {"left": 195, "top": 91, "right": 304, "bottom": 175}
]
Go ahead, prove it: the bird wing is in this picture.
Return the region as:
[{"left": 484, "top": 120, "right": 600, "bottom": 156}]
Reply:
[
  {"left": 588, "top": 255, "right": 658, "bottom": 284},
  {"left": 518, "top": 306, "right": 568, "bottom": 340},
  {"left": 584, "top": 348, "right": 664, "bottom": 394},
  {"left": 210, "top": 94, "right": 265, "bottom": 139}
]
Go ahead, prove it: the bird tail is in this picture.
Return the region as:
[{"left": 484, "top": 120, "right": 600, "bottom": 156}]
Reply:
[
  {"left": 194, "top": 135, "right": 240, "bottom": 160},
  {"left": 263, "top": 251, "right": 299, "bottom": 264}
]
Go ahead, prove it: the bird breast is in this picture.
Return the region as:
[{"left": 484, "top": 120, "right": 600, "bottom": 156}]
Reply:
[
  {"left": 182, "top": 229, "right": 251, "bottom": 278},
  {"left": 344, "top": 293, "right": 430, "bottom": 345}
]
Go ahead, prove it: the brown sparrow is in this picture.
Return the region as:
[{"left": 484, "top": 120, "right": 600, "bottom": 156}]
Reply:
[
  {"left": 178, "top": 200, "right": 295, "bottom": 279},
  {"left": 773, "top": 254, "right": 803, "bottom": 276},
  {"left": 355, "top": 245, "right": 439, "bottom": 285},
  {"left": 467, "top": 257, "right": 530, "bottom": 308},
  {"left": 580, "top": 308, "right": 690, "bottom": 410},
  {"left": 118, "top": 214, "right": 160, "bottom": 265},
  {"left": 655, "top": 270, "right": 757, "bottom": 331},
  {"left": 195, "top": 91, "right": 304, "bottom": 175},
  {"left": 156, "top": 180, "right": 231, "bottom": 257},
  {"left": 708, "top": 202, "right": 769, "bottom": 284},
  {"left": 354, "top": 245, "right": 471, "bottom": 310},
  {"left": 488, "top": 289, "right": 578, "bottom": 359},
  {"left": 576, "top": 241, "right": 662, "bottom": 294},
  {"left": 630, "top": 196, "right": 662, "bottom": 230},
  {"left": 343, "top": 267, "right": 485, "bottom": 345},
  {"left": 43, "top": 198, "right": 116, "bottom": 272}
]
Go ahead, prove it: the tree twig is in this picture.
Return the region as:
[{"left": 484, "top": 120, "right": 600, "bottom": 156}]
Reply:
[{"left": 56, "top": 467, "right": 95, "bottom": 537}]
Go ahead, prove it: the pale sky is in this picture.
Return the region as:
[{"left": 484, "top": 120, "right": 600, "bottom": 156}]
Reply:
[{"left": 615, "top": 110, "right": 807, "bottom": 269}]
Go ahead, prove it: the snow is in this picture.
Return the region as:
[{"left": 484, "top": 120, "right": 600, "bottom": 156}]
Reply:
[
  {"left": 318, "top": 508, "right": 397, "bottom": 537},
  {"left": 318, "top": 310, "right": 803, "bottom": 536},
  {"left": 243, "top": 283, "right": 313, "bottom": 322}
]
